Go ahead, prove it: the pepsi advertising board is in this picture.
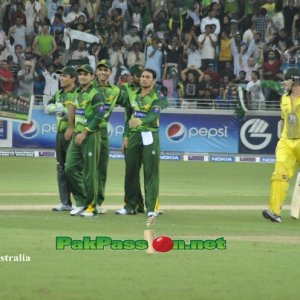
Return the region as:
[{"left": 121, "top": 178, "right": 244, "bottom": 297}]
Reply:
[
  {"left": 13, "top": 109, "right": 56, "bottom": 148},
  {"left": 12, "top": 109, "right": 239, "bottom": 153},
  {"left": 239, "top": 116, "right": 280, "bottom": 154},
  {"left": 160, "top": 113, "right": 239, "bottom": 153}
]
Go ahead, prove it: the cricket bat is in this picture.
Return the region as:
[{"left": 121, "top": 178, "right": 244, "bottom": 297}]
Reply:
[{"left": 291, "top": 172, "right": 300, "bottom": 219}]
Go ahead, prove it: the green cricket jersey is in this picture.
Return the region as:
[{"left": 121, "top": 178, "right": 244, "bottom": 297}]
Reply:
[
  {"left": 94, "top": 81, "right": 124, "bottom": 128},
  {"left": 48, "top": 88, "right": 77, "bottom": 132},
  {"left": 74, "top": 84, "right": 105, "bottom": 133},
  {"left": 125, "top": 88, "right": 167, "bottom": 135}
]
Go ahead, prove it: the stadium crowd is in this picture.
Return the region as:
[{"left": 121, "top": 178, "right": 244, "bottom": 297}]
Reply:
[{"left": 0, "top": 0, "right": 300, "bottom": 110}]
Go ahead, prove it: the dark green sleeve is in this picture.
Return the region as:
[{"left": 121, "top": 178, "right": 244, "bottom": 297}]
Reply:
[
  {"left": 116, "top": 88, "right": 128, "bottom": 107},
  {"left": 86, "top": 93, "right": 105, "bottom": 132}
]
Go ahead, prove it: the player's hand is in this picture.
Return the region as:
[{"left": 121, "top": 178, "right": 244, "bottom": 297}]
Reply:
[
  {"left": 75, "top": 132, "right": 87, "bottom": 145},
  {"left": 121, "top": 139, "right": 128, "bottom": 153},
  {"left": 64, "top": 127, "right": 74, "bottom": 141},
  {"left": 129, "top": 118, "right": 142, "bottom": 128}
]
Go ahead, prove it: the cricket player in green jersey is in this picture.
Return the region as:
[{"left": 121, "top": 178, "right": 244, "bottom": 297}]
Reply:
[
  {"left": 121, "top": 64, "right": 146, "bottom": 213},
  {"left": 115, "top": 68, "right": 168, "bottom": 226},
  {"left": 47, "top": 67, "right": 77, "bottom": 212},
  {"left": 83, "top": 59, "right": 124, "bottom": 215},
  {"left": 65, "top": 64, "right": 105, "bottom": 217}
]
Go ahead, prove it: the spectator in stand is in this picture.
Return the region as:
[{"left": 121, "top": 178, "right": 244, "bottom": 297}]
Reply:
[
  {"left": 179, "top": 65, "right": 204, "bottom": 109},
  {"left": 261, "top": 49, "right": 282, "bottom": 104},
  {"left": 25, "top": 0, "right": 41, "bottom": 36},
  {"left": 32, "top": 22, "right": 57, "bottom": 59},
  {"left": 11, "top": 2, "right": 27, "bottom": 28},
  {"left": 42, "top": 63, "right": 59, "bottom": 97},
  {"left": 215, "top": 85, "right": 236, "bottom": 110},
  {"left": 262, "top": 0, "right": 277, "bottom": 18},
  {"left": 283, "top": 0, "right": 298, "bottom": 36},
  {"left": 234, "top": 70, "right": 248, "bottom": 87},
  {"left": 71, "top": 15, "right": 90, "bottom": 33},
  {"left": 242, "top": 57, "right": 260, "bottom": 82},
  {"left": 108, "top": 40, "right": 125, "bottom": 84},
  {"left": 46, "top": 0, "right": 62, "bottom": 21},
  {"left": 123, "top": 25, "right": 141, "bottom": 63},
  {"left": 231, "top": 37, "right": 255, "bottom": 77},
  {"left": 52, "top": 51, "right": 64, "bottom": 71},
  {"left": 0, "top": 59, "right": 14, "bottom": 94},
  {"left": 65, "top": 1, "right": 86, "bottom": 27},
  {"left": 50, "top": 13, "right": 65, "bottom": 36},
  {"left": 200, "top": 7, "right": 221, "bottom": 36},
  {"left": 145, "top": 35, "right": 163, "bottom": 83},
  {"left": 8, "top": 16, "right": 27, "bottom": 49},
  {"left": 7, "top": 54, "right": 19, "bottom": 80},
  {"left": 56, "top": 41, "right": 70, "bottom": 66},
  {"left": 109, "top": 7, "right": 124, "bottom": 35},
  {"left": 246, "top": 70, "right": 265, "bottom": 110},
  {"left": 255, "top": 7, "right": 269, "bottom": 40},
  {"left": 183, "top": 1, "right": 201, "bottom": 35},
  {"left": 184, "top": 32, "right": 202, "bottom": 69},
  {"left": 111, "top": 0, "right": 128, "bottom": 18},
  {"left": 198, "top": 24, "right": 217, "bottom": 70},
  {"left": 127, "top": 41, "right": 145, "bottom": 67},
  {"left": 218, "top": 31, "right": 232, "bottom": 70},
  {"left": 168, "top": 7, "right": 183, "bottom": 36},
  {"left": 223, "top": 0, "right": 239, "bottom": 19},
  {"left": 71, "top": 41, "right": 88, "bottom": 60},
  {"left": 16, "top": 60, "right": 36, "bottom": 96}
]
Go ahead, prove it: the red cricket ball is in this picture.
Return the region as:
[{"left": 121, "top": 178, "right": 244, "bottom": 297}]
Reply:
[{"left": 152, "top": 236, "right": 174, "bottom": 252}]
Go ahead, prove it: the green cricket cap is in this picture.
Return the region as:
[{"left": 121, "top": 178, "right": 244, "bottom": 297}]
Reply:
[
  {"left": 76, "top": 64, "right": 94, "bottom": 74},
  {"left": 96, "top": 59, "right": 113, "bottom": 70},
  {"left": 56, "top": 66, "right": 78, "bottom": 78},
  {"left": 129, "top": 64, "right": 144, "bottom": 77}
]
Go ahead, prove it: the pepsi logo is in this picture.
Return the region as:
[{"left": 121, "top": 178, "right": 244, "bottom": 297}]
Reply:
[
  {"left": 19, "top": 120, "right": 39, "bottom": 139},
  {"left": 166, "top": 122, "right": 186, "bottom": 142}
]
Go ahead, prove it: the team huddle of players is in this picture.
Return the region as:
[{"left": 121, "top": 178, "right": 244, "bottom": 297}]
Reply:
[{"left": 48, "top": 61, "right": 167, "bottom": 227}]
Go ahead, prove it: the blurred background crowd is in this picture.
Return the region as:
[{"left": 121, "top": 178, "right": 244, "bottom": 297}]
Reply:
[{"left": 0, "top": 0, "right": 299, "bottom": 110}]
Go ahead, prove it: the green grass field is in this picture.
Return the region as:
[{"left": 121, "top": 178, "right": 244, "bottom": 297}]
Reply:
[{"left": 0, "top": 158, "right": 300, "bottom": 300}]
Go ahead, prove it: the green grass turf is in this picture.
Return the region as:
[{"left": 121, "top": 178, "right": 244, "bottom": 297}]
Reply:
[
  {"left": 0, "top": 157, "right": 295, "bottom": 204},
  {"left": 1, "top": 157, "right": 300, "bottom": 300}
]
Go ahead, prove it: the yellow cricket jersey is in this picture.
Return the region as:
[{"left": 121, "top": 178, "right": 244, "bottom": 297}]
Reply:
[{"left": 281, "top": 94, "right": 300, "bottom": 139}]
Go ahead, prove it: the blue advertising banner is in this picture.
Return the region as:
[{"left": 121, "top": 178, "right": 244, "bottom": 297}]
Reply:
[
  {"left": 107, "top": 112, "right": 239, "bottom": 153},
  {"left": 0, "top": 120, "right": 7, "bottom": 139},
  {"left": 160, "top": 113, "right": 239, "bottom": 153},
  {"left": 12, "top": 109, "right": 240, "bottom": 153},
  {"left": 239, "top": 115, "right": 280, "bottom": 154},
  {"left": 13, "top": 109, "right": 57, "bottom": 148}
]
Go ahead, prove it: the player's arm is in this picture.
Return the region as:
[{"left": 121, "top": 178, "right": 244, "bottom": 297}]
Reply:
[
  {"left": 64, "top": 103, "right": 76, "bottom": 140},
  {"left": 85, "top": 93, "right": 105, "bottom": 132}
]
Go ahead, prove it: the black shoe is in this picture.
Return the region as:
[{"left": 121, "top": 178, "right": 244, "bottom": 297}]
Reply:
[{"left": 262, "top": 210, "right": 282, "bottom": 223}]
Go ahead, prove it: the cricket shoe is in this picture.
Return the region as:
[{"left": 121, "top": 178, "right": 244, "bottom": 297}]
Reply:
[
  {"left": 80, "top": 210, "right": 96, "bottom": 218},
  {"left": 70, "top": 206, "right": 85, "bottom": 216},
  {"left": 115, "top": 208, "right": 136, "bottom": 215},
  {"left": 52, "top": 204, "right": 72, "bottom": 211},
  {"left": 96, "top": 205, "right": 107, "bottom": 214},
  {"left": 262, "top": 210, "right": 282, "bottom": 223},
  {"left": 146, "top": 212, "right": 157, "bottom": 227}
]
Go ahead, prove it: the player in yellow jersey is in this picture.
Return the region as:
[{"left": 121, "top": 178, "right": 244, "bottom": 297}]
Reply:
[{"left": 263, "top": 68, "right": 300, "bottom": 223}]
